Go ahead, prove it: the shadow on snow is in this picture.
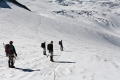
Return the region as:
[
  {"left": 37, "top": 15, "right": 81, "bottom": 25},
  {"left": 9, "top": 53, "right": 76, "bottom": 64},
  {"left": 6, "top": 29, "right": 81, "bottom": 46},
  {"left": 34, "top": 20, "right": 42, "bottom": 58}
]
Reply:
[
  {"left": 0, "top": 0, "right": 11, "bottom": 9},
  {"left": 15, "top": 67, "right": 40, "bottom": 72},
  {"left": 53, "top": 55, "right": 59, "bottom": 56},
  {"left": 55, "top": 61, "right": 76, "bottom": 63}
]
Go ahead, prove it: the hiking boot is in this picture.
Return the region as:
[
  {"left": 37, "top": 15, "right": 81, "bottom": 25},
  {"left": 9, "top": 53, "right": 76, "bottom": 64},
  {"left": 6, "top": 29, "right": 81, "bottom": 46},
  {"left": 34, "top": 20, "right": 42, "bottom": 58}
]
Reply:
[
  {"left": 11, "top": 66, "right": 15, "bottom": 68},
  {"left": 50, "top": 60, "right": 54, "bottom": 62},
  {"left": 11, "top": 62, "right": 15, "bottom": 68},
  {"left": 8, "top": 61, "right": 11, "bottom": 68},
  {"left": 50, "top": 56, "right": 54, "bottom": 62}
]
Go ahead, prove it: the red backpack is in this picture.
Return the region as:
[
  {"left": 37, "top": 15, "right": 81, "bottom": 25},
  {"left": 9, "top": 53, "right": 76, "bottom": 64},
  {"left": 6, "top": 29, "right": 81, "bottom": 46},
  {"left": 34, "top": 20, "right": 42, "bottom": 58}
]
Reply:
[{"left": 5, "top": 44, "right": 12, "bottom": 54}]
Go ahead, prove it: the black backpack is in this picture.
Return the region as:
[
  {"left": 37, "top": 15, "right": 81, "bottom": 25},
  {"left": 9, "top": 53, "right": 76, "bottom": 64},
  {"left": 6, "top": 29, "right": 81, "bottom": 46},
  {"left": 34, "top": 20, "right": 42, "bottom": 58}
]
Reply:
[
  {"left": 41, "top": 43, "right": 44, "bottom": 48},
  {"left": 47, "top": 44, "right": 50, "bottom": 50},
  {"left": 59, "top": 41, "right": 61, "bottom": 45}
]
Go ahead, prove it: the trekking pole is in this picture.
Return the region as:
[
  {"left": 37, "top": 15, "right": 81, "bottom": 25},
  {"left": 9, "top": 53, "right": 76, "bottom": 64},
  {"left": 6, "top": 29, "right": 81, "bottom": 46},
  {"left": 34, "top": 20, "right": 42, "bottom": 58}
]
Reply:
[
  {"left": 16, "top": 57, "right": 23, "bottom": 64},
  {"left": 54, "top": 63, "right": 56, "bottom": 80},
  {"left": 16, "top": 57, "right": 26, "bottom": 68}
]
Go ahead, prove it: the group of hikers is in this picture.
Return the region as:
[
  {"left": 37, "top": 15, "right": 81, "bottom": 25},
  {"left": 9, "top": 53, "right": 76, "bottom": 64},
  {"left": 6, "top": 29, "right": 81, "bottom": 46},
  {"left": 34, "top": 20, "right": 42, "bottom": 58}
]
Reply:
[
  {"left": 41, "top": 40, "right": 63, "bottom": 62},
  {"left": 4, "top": 40, "right": 63, "bottom": 68}
]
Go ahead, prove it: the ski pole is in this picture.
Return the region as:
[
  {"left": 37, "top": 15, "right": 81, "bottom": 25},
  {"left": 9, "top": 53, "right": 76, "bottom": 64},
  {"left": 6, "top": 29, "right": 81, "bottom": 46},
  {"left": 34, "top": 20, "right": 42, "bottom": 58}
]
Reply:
[{"left": 16, "top": 57, "right": 26, "bottom": 68}]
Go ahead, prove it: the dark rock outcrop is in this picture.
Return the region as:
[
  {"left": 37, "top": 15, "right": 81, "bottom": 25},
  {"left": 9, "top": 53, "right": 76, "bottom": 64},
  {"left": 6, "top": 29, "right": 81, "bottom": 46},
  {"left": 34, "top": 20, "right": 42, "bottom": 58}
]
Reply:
[{"left": 9, "top": 0, "right": 31, "bottom": 11}]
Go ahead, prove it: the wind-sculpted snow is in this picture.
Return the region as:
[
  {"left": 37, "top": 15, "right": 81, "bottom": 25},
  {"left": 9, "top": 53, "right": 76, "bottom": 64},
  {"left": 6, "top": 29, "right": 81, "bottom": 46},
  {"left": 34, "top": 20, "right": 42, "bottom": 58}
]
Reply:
[
  {"left": 53, "top": 10, "right": 74, "bottom": 18},
  {"left": 54, "top": 0, "right": 82, "bottom": 6},
  {"left": 101, "top": 2, "right": 120, "bottom": 9},
  {"left": 53, "top": 10, "right": 97, "bottom": 18}
]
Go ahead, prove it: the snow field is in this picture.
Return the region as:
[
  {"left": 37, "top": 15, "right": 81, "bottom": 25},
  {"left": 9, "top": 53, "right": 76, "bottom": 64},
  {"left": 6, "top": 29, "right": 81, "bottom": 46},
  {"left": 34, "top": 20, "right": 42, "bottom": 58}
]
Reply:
[{"left": 0, "top": 0, "right": 120, "bottom": 80}]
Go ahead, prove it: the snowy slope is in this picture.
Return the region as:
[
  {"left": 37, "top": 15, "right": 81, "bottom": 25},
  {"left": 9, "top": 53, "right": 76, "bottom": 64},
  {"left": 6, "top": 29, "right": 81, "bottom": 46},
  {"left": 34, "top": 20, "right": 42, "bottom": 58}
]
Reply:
[{"left": 0, "top": 0, "right": 120, "bottom": 80}]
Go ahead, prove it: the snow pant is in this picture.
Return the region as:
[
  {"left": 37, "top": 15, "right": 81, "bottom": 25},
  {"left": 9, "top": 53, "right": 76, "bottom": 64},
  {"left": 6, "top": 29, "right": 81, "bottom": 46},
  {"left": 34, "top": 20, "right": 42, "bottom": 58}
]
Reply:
[
  {"left": 8, "top": 54, "right": 15, "bottom": 67},
  {"left": 43, "top": 48, "right": 46, "bottom": 55},
  {"left": 60, "top": 45, "right": 63, "bottom": 51},
  {"left": 49, "top": 50, "right": 54, "bottom": 61}
]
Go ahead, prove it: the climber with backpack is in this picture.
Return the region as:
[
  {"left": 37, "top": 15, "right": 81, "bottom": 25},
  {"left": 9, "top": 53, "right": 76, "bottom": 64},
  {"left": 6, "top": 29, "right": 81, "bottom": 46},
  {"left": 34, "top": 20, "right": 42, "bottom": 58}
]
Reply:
[
  {"left": 59, "top": 40, "right": 63, "bottom": 51},
  {"left": 47, "top": 41, "right": 54, "bottom": 62},
  {"left": 41, "top": 42, "right": 46, "bottom": 55},
  {"left": 5, "top": 41, "right": 17, "bottom": 68}
]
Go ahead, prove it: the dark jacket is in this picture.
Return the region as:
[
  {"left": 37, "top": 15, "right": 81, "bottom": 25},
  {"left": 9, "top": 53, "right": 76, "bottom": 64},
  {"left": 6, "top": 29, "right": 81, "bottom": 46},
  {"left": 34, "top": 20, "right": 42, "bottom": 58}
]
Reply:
[
  {"left": 42, "top": 43, "right": 45, "bottom": 48},
  {"left": 59, "top": 41, "right": 63, "bottom": 47},
  {"left": 10, "top": 44, "right": 17, "bottom": 56},
  {"left": 49, "top": 44, "right": 53, "bottom": 51}
]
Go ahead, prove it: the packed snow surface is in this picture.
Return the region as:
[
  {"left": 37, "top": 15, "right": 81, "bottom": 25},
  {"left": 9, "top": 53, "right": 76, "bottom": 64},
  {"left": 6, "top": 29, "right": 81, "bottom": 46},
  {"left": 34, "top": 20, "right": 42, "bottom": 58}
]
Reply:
[{"left": 0, "top": 0, "right": 120, "bottom": 80}]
